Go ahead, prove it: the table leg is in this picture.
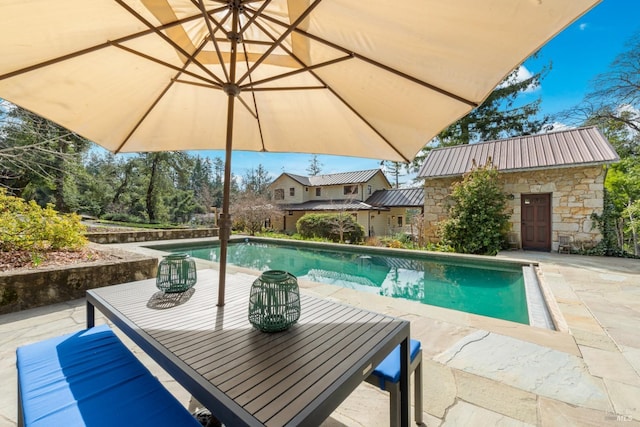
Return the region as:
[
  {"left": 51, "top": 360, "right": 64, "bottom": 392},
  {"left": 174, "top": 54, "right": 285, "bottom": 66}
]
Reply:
[
  {"left": 400, "top": 336, "right": 409, "bottom": 427},
  {"left": 86, "top": 301, "right": 95, "bottom": 328}
]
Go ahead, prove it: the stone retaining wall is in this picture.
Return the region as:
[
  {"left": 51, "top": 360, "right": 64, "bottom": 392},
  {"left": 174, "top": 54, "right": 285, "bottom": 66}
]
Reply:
[
  {"left": 0, "top": 249, "right": 158, "bottom": 315},
  {"left": 86, "top": 227, "right": 218, "bottom": 244}
]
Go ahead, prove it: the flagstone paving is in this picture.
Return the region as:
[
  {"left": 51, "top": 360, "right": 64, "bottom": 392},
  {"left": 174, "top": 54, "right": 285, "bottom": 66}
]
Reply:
[{"left": 0, "top": 243, "right": 638, "bottom": 426}]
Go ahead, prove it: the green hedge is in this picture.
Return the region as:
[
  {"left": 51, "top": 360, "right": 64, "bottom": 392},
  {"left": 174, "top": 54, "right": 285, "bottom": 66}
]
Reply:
[{"left": 296, "top": 213, "right": 365, "bottom": 243}]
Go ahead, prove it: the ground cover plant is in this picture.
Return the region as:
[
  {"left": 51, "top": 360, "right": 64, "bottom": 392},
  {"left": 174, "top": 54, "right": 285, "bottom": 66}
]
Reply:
[{"left": 0, "top": 189, "right": 111, "bottom": 270}]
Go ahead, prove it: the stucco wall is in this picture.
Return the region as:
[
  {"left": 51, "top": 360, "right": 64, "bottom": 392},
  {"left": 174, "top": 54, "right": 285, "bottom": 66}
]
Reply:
[
  {"left": 270, "top": 175, "right": 306, "bottom": 204},
  {"left": 423, "top": 166, "right": 606, "bottom": 250}
]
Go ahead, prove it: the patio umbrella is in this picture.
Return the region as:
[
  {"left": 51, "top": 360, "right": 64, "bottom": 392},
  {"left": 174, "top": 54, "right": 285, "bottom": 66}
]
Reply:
[{"left": 0, "top": 0, "right": 599, "bottom": 305}]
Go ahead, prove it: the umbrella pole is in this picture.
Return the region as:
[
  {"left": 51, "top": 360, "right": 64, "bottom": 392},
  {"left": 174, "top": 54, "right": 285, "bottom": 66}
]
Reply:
[
  {"left": 217, "top": 101, "right": 233, "bottom": 307},
  {"left": 217, "top": 1, "right": 241, "bottom": 307}
]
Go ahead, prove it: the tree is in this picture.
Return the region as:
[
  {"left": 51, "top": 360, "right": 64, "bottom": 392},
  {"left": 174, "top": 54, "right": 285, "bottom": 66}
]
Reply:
[
  {"left": 243, "top": 164, "right": 271, "bottom": 196},
  {"left": 189, "top": 155, "right": 214, "bottom": 212},
  {"left": 329, "top": 213, "right": 357, "bottom": 243},
  {"left": 558, "top": 33, "right": 640, "bottom": 255},
  {"left": 0, "top": 100, "right": 91, "bottom": 211},
  {"left": 230, "top": 192, "right": 280, "bottom": 235},
  {"left": 605, "top": 158, "right": 640, "bottom": 255},
  {"left": 384, "top": 161, "right": 405, "bottom": 188},
  {"left": 412, "top": 66, "right": 549, "bottom": 169},
  {"left": 306, "top": 155, "right": 323, "bottom": 176},
  {"left": 572, "top": 34, "right": 640, "bottom": 136},
  {"left": 140, "top": 152, "right": 192, "bottom": 223},
  {"left": 439, "top": 161, "right": 510, "bottom": 255}
]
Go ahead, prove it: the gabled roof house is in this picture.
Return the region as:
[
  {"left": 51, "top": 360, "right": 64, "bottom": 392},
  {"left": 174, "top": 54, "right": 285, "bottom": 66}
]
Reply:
[
  {"left": 268, "top": 169, "right": 424, "bottom": 236},
  {"left": 417, "top": 126, "right": 619, "bottom": 251}
]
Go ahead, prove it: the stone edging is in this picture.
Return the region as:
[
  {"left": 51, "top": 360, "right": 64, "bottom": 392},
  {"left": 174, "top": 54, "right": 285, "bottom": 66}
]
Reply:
[
  {"left": 0, "top": 246, "right": 158, "bottom": 315},
  {"left": 86, "top": 228, "right": 219, "bottom": 244}
]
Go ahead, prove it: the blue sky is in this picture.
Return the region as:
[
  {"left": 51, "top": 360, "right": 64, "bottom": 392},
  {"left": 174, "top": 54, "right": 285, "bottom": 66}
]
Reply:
[{"left": 198, "top": 1, "right": 640, "bottom": 183}]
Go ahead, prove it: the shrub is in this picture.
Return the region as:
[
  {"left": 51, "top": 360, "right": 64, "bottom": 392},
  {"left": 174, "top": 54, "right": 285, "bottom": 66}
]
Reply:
[
  {"left": 296, "top": 213, "right": 365, "bottom": 243},
  {"left": 0, "top": 189, "right": 87, "bottom": 252},
  {"left": 439, "top": 161, "right": 510, "bottom": 255},
  {"left": 588, "top": 189, "right": 628, "bottom": 257},
  {"left": 101, "top": 212, "right": 144, "bottom": 224}
]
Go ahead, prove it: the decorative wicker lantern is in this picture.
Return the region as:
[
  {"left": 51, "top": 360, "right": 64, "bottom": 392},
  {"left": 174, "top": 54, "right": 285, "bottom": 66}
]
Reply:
[
  {"left": 248, "top": 270, "right": 300, "bottom": 332},
  {"left": 156, "top": 253, "right": 197, "bottom": 293}
]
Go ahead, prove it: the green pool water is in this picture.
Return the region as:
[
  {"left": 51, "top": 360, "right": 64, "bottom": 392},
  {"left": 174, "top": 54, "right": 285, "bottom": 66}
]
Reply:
[{"left": 167, "top": 240, "right": 529, "bottom": 324}]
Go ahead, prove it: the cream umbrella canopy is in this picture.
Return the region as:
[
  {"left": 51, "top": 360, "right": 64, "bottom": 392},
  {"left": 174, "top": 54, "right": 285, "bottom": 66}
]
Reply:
[{"left": 0, "top": 0, "right": 599, "bottom": 305}]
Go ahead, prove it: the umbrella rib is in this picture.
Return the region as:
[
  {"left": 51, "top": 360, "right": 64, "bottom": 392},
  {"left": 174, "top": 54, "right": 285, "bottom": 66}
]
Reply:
[
  {"left": 242, "top": 17, "right": 330, "bottom": 91},
  {"left": 255, "top": 12, "right": 479, "bottom": 108},
  {"left": 237, "top": 39, "right": 266, "bottom": 149},
  {"left": 236, "top": 95, "right": 258, "bottom": 120},
  {"left": 172, "top": 79, "right": 220, "bottom": 90},
  {"left": 113, "top": 81, "right": 175, "bottom": 154},
  {"left": 111, "top": 42, "right": 222, "bottom": 88},
  {"left": 114, "top": 37, "right": 213, "bottom": 153},
  {"left": 0, "top": 11, "right": 223, "bottom": 82},
  {"left": 114, "top": 0, "right": 226, "bottom": 86},
  {"left": 239, "top": 55, "right": 352, "bottom": 90},
  {"left": 246, "top": 86, "right": 326, "bottom": 91},
  {"left": 257, "top": 28, "right": 411, "bottom": 162},
  {"left": 236, "top": 0, "right": 324, "bottom": 86},
  {"left": 197, "top": 0, "right": 230, "bottom": 83},
  {"left": 240, "top": 0, "right": 274, "bottom": 35}
]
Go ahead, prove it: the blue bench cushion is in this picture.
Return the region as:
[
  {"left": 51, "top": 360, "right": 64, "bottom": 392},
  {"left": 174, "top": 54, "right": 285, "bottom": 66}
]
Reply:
[
  {"left": 371, "top": 339, "right": 421, "bottom": 390},
  {"left": 17, "top": 324, "right": 200, "bottom": 427}
]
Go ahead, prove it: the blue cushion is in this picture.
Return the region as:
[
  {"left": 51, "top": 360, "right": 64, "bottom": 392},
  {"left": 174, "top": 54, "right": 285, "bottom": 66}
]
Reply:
[
  {"left": 371, "top": 339, "right": 421, "bottom": 390},
  {"left": 17, "top": 324, "right": 200, "bottom": 427}
]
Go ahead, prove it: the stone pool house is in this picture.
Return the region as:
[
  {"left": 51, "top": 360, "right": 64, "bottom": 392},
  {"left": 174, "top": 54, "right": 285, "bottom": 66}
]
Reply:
[
  {"left": 268, "top": 169, "right": 424, "bottom": 237},
  {"left": 417, "top": 126, "right": 619, "bottom": 251}
]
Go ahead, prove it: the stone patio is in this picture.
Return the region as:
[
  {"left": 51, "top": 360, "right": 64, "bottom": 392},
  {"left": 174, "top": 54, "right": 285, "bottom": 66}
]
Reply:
[{"left": 1, "top": 241, "right": 638, "bottom": 426}]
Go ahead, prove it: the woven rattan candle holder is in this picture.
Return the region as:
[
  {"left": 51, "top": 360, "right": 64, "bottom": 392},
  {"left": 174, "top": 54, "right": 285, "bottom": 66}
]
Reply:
[
  {"left": 248, "top": 270, "right": 300, "bottom": 332},
  {"left": 156, "top": 253, "right": 197, "bottom": 293}
]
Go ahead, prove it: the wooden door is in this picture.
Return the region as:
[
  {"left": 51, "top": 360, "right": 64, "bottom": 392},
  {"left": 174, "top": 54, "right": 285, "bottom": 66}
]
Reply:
[{"left": 521, "top": 193, "right": 551, "bottom": 251}]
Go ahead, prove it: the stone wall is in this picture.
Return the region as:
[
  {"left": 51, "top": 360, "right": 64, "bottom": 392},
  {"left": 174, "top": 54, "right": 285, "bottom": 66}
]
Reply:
[
  {"left": 0, "top": 249, "right": 157, "bottom": 315},
  {"left": 86, "top": 227, "right": 218, "bottom": 244},
  {"left": 423, "top": 166, "right": 606, "bottom": 249}
]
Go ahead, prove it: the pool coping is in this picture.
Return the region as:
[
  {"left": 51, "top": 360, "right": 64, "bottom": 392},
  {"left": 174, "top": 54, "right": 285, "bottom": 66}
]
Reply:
[
  {"left": 523, "top": 265, "right": 555, "bottom": 330},
  {"left": 146, "top": 236, "right": 563, "bottom": 332}
]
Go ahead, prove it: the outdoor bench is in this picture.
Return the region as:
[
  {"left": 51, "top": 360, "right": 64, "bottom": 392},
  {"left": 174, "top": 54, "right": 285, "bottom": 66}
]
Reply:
[
  {"left": 366, "top": 338, "right": 423, "bottom": 427},
  {"left": 16, "top": 324, "right": 200, "bottom": 427}
]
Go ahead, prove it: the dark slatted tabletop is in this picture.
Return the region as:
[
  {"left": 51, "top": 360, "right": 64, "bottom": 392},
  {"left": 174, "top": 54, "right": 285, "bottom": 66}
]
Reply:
[{"left": 87, "top": 269, "right": 410, "bottom": 426}]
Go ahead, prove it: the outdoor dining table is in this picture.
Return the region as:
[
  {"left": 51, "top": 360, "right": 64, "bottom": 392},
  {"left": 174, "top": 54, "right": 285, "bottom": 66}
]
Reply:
[{"left": 86, "top": 269, "right": 411, "bottom": 426}]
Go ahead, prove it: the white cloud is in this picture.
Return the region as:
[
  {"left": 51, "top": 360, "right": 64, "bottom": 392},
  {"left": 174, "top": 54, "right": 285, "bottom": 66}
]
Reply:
[
  {"left": 543, "top": 122, "right": 574, "bottom": 132},
  {"left": 579, "top": 23, "right": 588, "bottom": 31},
  {"left": 498, "top": 65, "right": 540, "bottom": 93}
]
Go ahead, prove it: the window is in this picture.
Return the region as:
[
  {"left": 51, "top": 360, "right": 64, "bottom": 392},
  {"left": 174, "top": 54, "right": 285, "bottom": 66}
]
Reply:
[
  {"left": 274, "top": 189, "right": 284, "bottom": 200},
  {"left": 289, "top": 187, "right": 295, "bottom": 196},
  {"left": 315, "top": 188, "right": 321, "bottom": 196},
  {"left": 343, "top": 185, "right": 358, "bottom": 195},
  {"left": 397, "top": 216, "right": 403, "bottom": 227},
  {"left": 367, "top": 185, "right": 372, "bottom": 195}
]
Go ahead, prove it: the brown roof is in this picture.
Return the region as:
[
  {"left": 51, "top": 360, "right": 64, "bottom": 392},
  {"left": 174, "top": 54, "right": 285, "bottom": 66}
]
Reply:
[
  {"left": 417, "top": 126, "right": 619, "bottom": 178},
  {"left": 365, "top": 188, "right": 424, "bottom": 207}
]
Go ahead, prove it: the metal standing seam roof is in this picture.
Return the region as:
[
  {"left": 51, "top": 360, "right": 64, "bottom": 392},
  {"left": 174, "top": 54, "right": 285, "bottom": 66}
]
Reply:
[
  {"left": 282, "top": 200, "right": 382, "bottom": 211},
  {"left": 283, "top": 173, "right": 312, "bottom": 186},
  {"left": 417, "top": 126, "right": 619, "bottom": 178},
  {"left": 282, "top": 169, "right": 387, "bottom": 187},
  {"left": 365, "top": 188, "right": 424, "bottom": 207}
]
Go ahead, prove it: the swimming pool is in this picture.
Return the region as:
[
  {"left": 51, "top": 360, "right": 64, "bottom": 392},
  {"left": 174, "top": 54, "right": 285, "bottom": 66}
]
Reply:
[{"left": 158, "top": 238, "right": 549, "bottom": 326}]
